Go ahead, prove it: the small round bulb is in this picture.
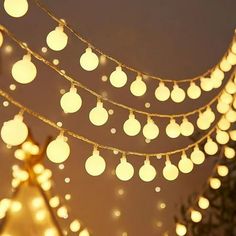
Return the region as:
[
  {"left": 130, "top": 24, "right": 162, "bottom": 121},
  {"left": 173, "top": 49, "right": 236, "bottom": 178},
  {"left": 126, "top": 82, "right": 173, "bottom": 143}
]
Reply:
[
  {"left": 139, "top": 159, "right": 156, "bottom": 182},
  {"left": 209, "top": 178, "right": 221, "bottom": 189},
  {"left": 226, "top": 52, "right": 236, "bottom": 65},
  {"left": 4, "top": 0, "right": 28, "bottom": 18},
  {"left": 176, "top": 223, "right": 187, "bottom": 236},
  {"left": 142, "top": 117, "right": 159, "bottom": 140},
  {"left": 204, "top": 138, "right": 218, "bottom": 155},
  {"left": 224, "top": 146, "right": 235, "bottom": 159},
  {"left": 202, "top": 107, "right": 215, "bottom": 123},
  {"left": 178, "top": 153, "right": 194, "bottom": 174},
  {"left": 190, "top": 146, "right": 205, "bottom": 165},
  {"left": 217, "top": 117, "right": 230, "bottom": 131},
  {"left": 225, "top": 81, "right": 236, "bottom": 94},
  {"left": 200, "top": 77, "right": 213, "bottom": 92},
  {"left": 89, "top": 101, "right": 108, "bottom": 126},
  {"left": 187, "top": 82, "right": 201, "bottom": 99},
  {"left": 109, "top": 66, "right": 127, "bottom": 88},
  {"left": 198, "top": 196, "right": 209, "bottom": 210},
  {"left": 220, "top": 58, "right": 232, "bottom": 72},
  {"left": 217, "top": 165, "right": 229, "bottom": 177},
  {"left": 216, "top": 129, "right": 229, "bottom": 145},
  {"left": 171, "top": 84, "right": 186, "bottom": 103},
  {"left": 130, "top": 75, "right": 147, "bottom": 96},
  {"left": 0, "top": 31, "right": 3, "bottom": 48},
  {"left": 225, "top": 109, "right": 236, "bottom": 123},
  {"left": 220, "top": 91, "right": 233, "bottom": 104},
  {"left": 123, "top": 112, "right": 141, "bottom": 136},
  {"left": 155, "top": 82, "right": 170, "bottom": 101},
  {"left": 180, "top": 118, "right": 194, "bottom": 136},
  {"left": 80, "top": 47, "right": 99, "bottom": 71},
  {"left": 197, "top": 113, "right": 211, "bottom": 130},
  {"left": 163, "top": 160, "right": 179, "bottom": 181},
  {"left": 191, "top": 210, "right": 202, "bottom": 223},
  {"left": 70, "top": 220, "right": 81, "bottom": 233},
  {"left": 166, "top": 119, "right": 180, "bottom": 138},
  {"left": 217, "top": 100, "right": 230, "bottom": 114},
  {"left": 116, "top": 156, "right": 134, "bottom": 181},
  {"left": 211, "top": 68, "right": 224, "bottom": 81}
]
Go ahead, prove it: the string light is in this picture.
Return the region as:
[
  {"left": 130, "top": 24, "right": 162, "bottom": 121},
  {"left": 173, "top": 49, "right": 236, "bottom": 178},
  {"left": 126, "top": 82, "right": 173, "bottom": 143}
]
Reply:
[
  {"left": 178, "top": 153, "right": 194, "bottom": 174},
  {"left": 190, "top": 146, "right": 205, "bottom": 165},
  {"left": 109, "top": 66, "right": 127, "bottom": 88},
  {"left": 198, "top": 196, "right": 209, "bottom": 210},
  {"left": 171, "top": 84, "right": 186, "bottom": 103},
  {"left": 200, "top": 77, "right": 213, "bottom": 92},
  {"left": 130, "top": 75, "right": 147, "bottom": 96},
  {"left": 79, "top": 229, "right": 90, "bottom": 236},
  {"left": 217, "top": 165, "right": 229, "bottom": 177},
  {"left": 142, "top": 117, "right": 159, "bottom": 140},
  {"left": 123, "top": 112, "right": 141, "bottom": 136},
  {"left": 4, "top": 0, "right": 28, "bottom": 18},
  {"left": 163, "top": 158, "right": 179, "bottom": 181},
  {"left": 70, "top": 219, "right": 81, "bottom": 232},
  {"left": 166, "top": 119, "right": 180, "bottom": 138},
  {"left": 215, "top": 129, "right": 230, "bottom": 144},
  {"left": 209, "top": 178, "right": 221, "bottom": 189},
  {"left": 187, "top": 82, "right": 201, "bottom": 99},
  {"left": 204, "top": 138, "right": 218, "bottom": 155},
  {"left": 224, "top": 146, "right": 235, "bottom": 159},
  {"left": 155, "top": 82, "right": 170, "bottom": 101},
  {"left": 139, "top": 158, "right": 156, "bottom": 182},
  {"left": 175, "top": 223, "right": 187, "bottom": 236},
  {"left": 116, "top": 155, "right": 134, "bottom": 181},
  {"left": 80, "top": 47, "right": 99, "bottom": 71},
  {"left": 180, "top": 118, "right": 194, "bottom": 136},
  {"left": 190, "top": 210, "right": 202, "bottom": 223},
  {"left": 89, "top": 100, "right": 108, "bottom": 126}
]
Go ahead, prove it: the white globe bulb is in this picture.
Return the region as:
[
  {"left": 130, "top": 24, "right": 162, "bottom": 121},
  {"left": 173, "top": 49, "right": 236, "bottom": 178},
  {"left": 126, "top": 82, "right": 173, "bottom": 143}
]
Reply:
[
  {"left": 163, "top": 160, "right": 179, "bottom": 181},
  {"left": 123, "top": 113, "right": 141, "bottom": 136},
  {"left": 191, "top": 210, "right": 202, "bottom": 223},
  {"left": 60, "top": 87, "right": 82, "bottom": 113},
  {"left": 12, "top": 54, "right": 37, "bottom": 84},
  {"left": 70, "top": 220, "right": 81, "bottom": 233},
  {"left": 217, "top": 165, "right": 229, "bottom": 177},
  {"left": 4, "top": 0, "right": 28, "bottom": 18},
  {"left": 89, "top": 101, "right": 108, "bottom": 126},
  {"left": 225, "top": 109, "right": 236, "bottom": 122},
  {"left": 204, "top": 138, "right": 218, "bottom": 155},
  {"left": 116, "top": 157, "right": 134, "bottom": 181},
  {"left": 85, "top": 149, "right": 106, "bottom": 176},
  {"left": 197, "top": 114, "right": 211, "bottom": 130},
  {"left": 190, "top": 146, "right": 205, "bottom": 165},
  {"left": 187, "top": 82, "right": 201, "bottom": 99},
  {"left": 230, "top": 130, "right": 236, "bottom": 141},
  {"left": 209, "top": 178, "right": 221, "bottom": 189},
  {"left": 220, "top": 58, "right": 232, "bottom": 72},
  {"left": 171, "top": 85, "right": 186, "bottom": 103},
  {"left": 200, "top": 77, "right": 213, "bottom": 92},
  {"left": 211, "top": 77, "right": 222, "bottom": 88},
  {"left": 46, "top": 26, "right": 68, "bottom": 51},
  {"left": 226, "top": 52, "right": 236, "bottom": 65},
  {"left": 0, "top": 32, "right": 3, "bottom": 48},
  {"left": 224, "top": 146, "right": 235, "bottom": 159},
  {"left": 216, "top": 130, "right": 229, "bottom": 145},
  {"left": 202, "top": 108, "right": 215, "bottom": 123},
  {"left": 198, "top": 197, "right": 209, "bottom": 209},
  {"left": 225, "top": 81, "right": 236, "bottom": 94},
  {"left": 166, "top": 119, "right": 180, "bottom": 138},
  {"left": 155, "top": 82, "right": 170, "bottom": 101},
  {"left": 178, "top": 154, "right": 194, "bottom": 174},
  {"left": 176, "top": 223, "right": 187, "bottom": 236},
  {"left": 1, "top": 114, "right": 28, "bottom": 146},
  {"left": 180, "top": 118, "right": 194, "bottom": 136},
  {"left": 109, "top": 66, "right": 127, "bottom": 88},
  {"left": 220, "top": 92, "right": 233, "bottom": 104},
  {"left": 130, "top": 75, "right": 146, "bottom": 96},
  {"left": 80, "top": 48, "right": 99, "bottom": 71},
  {"left": 218, "top": 117, "right": 230, "bottom": 131},
  {"left": 142, "top": 118, "right": 159, "bottom": 140},
  {"left": 211, "top": 68, "right": 224, "bottom": 81},
  {"left": 217, "top": 101, "right": 230, "bottom": 114},
  {"left": 46, "top": 135, "right": 70, "bottom": 163},
  {"left": 139, "top": 159, "right": 156, "bottom": 182}
]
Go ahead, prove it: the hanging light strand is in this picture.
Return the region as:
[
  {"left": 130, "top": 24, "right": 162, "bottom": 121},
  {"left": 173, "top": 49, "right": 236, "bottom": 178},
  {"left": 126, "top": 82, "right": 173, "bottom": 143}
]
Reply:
[
  {"left": 0, "top": 25, "right": 234, "bottom": 119},
  {"left": 31, "top": 0, "right": 236, "bottom": 83}
]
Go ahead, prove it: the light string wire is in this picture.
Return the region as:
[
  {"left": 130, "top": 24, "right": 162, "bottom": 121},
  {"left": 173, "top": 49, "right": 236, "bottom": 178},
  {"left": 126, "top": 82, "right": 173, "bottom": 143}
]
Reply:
[
  {"left": 32, "top": 0, "right": 236, "bottom": 83},
  {"left": 0, "top": 88, "right": 222, "bottom": 157},
  {"left": 0, "top": 25, "right": 234, "bottom": 119}
]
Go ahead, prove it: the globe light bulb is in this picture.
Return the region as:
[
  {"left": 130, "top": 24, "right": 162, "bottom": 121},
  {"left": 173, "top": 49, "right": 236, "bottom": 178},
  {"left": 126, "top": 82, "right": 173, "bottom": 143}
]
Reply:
[
  {"left": 198, "top": 196, "right": 209, "bottom": 210},
  {"left": 130, "top": 75, "right": 147, "bottom": 96},
  {"left": 224, "top": 146, "right": 235, "bottom": 159},
  {"left": 226, "top": 52, "right": 236, "bottom": 65},
  {"left": 0, "top": 31, "right": 3, "bottom": 48},
  {"left": 232, "top": 42, "right": 236, "bottom": 54},
  {"left": 220, "top": 58, "right": 232, "bottom": 72},
  {"left": 163, "top": 159, "right": 179, "bottom": 181},
  {"left": 11, "top": 54, "right": 37, "bottom": 84},
  {"left": 155, "top": 82, "right": 170, "bottom": 101},
  {"left": 171, "top": 84, "right": 186, "bottom": 103},
  {"left": 209, "top": 178, "right": 221, "bottom": 189},
  {"left": 70, "top": 220, "right": 81, "bottom": 232},
  {"left": 142, "top": 117, "right": 159, "bottom": 140},
  {"left": 85, "top": 147, "right": 106, "bottom": 176},
  {"left": 191, "top": 210, "right": 202, "bottom": 223},
  {"left": 218, "top": 117, "right": 231, "bottom": 131},
  {"left": 211, "top": 68, "right": 224, "bottom": 81},
  {"left": 116, "top": 156, "right": 134, "bottom": 181},
  {"left": 46, "top": 134, "right": 70, "bottom": 163},
  {"left": 220, "top": 91, "right": 233, "bottom": 104},
  {"left": 109, "top": 66, "right": 127, "bottom": 88},
  {"left": 225, "top": 109, "right": 236, "bottom": 123},
  {"left": 139, "top": 158, "right": 156, "bottom": 182},
  {"left": 89, "top": 100, "right": 108, "bottom": 126},
  {"left": 46, "top": 25, "right": 68, "bottom": 51},
  {"left": 180, "top": 118, "right": 194, "bottom": 136},
  {"left": 49, "top": 196, "right": 60, "bottom": 208},
  {"left": 200, "top": 77, "right": 213, "bottom": 92},
  {"left": 225, "top": 81, "right": 236, "bottom": 94},
  {"left": 4, "top": 0, "right": 28, "bottom": 17},
  {"left": 217, "top": 100, "right": 230, "bottom": 114},
  {"left": 166, "top": 119, "right": 180, "bottom": 138},
  {"left": 187, "top": 82, "right": 201, "bottom": 99},
  {"left": 190, "top": 146, "right": 205, "bottom": 165},
  {"left": 123, "top": 112, "right": 141, "bottom": 136},
  {"left": 211, "top": 76, "right": 223, "bottom": 89},
  {"left": 80, "top": 47, "right": 99, "bottom": 71},
  {"left": 217, "top": 165, "right": 229, "bottom": 177},
  {"left": 216, "top": 129, "right": 229, "bottom": 145},
  {"left": 230, "top": 130, "right": 236, "bottom": 141},
  {"left": 1, "top": 114, "right": 28, "bottom": 146},
  {"left": 79, "top": 229, "right": 90, "bottom": 236},
  {"left": 57, "top": 206, "right": 68, "bottom": 218},
  {"left": 204, "top": 138, "right": 218, "bottom": 155},
  {"left": 175, "top": 223, "right": 187, "bottom": 236},
  {"left": 60, "top": 87, "right": 82, "bottom": 113},
  {"left": 202, "top": 107, "right": 215, "bottom": 123},
  {"left": 178, "top": 153, "right": 194, "bottom": 174},
  {"left": 197, "top": 113, "right": 211, "bottom": 130}
]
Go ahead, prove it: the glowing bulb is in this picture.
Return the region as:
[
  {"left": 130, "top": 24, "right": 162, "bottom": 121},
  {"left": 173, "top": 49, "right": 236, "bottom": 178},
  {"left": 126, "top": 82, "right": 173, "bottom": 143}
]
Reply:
[
  {"left": 44, "top": 228, "right": 58, "bottom": 236},
  {"left": 202, "top": 107, "right": 215, "bottom": 123},
  {"left": 12, "top": 54, "right": 37, "bottom": 84},
  {"left": 35, "top": 210, "right": 46, "bottom": 221},
  {"left": 0, "top": 32, "right": 3, "bottom": 47},
  {"left": 226, "top": 52, "right": 236, "bottom": 65},
  {"left": 220, "top": 58, "right": 232, "bottom": 72},
  {"left": 70, "top": 220, "right": 81, "bottom": 232},
  {"left": 85, "top": 148, "right": 106, "bottom": 176},
  {"left": 79, "top": 229, "right": 90, "bottom": 236},
  {"left": 180, "top": 118, "right": 194, "bottom": 136},
  {"left": 10, "top": 201, "right": 22, "bottom": 212},
  {"left": 123, "top": 112, "right": 141, "bottom": 136},
  {"left": 216, "top": 130, "right": 229, "bottom": 145},
  {"left": 225, "top": 109, "right": 236, "bottom": 122},
  {"left": 130, "top": 75, "right": 147, "bottom": 96},
  {"left": 178, "top": 153, "right": 194, "bottom": 174},
  {"left": 232, "top": 42, "right": 236, "bottom": 54},
  {"left": 1, "top": 114, "right": 28, "bottom": 146},
  {"left": 211, "top": 68, "right": 224, "bottom": 81},
  {"left": 225, "top": 81, "right": 236, "bottom": 94},
  {"left": 224, "top": 146, "right": 235, "bottom": 159},
  {"left": 109, "top": 66, "right": 127, "bottom": 88},
  {"left": 46, "top": 25, "right": 68, "bottom": 51},
  {"left": 191, "top": 210, "right": 202, "bottom": 223},
  {"left": 197, "top": 113, "right": 211, "bottom": 130},
  {"left": 217, "top": 165, "right": 229, "bottom": 177},
  {"left": 139, "top": 158, "right": 156, "bottom": 182},
  {"left": 142, "top": 117, "right": 159, "bottom": 140},
  {"left": 171, "top": 84, "right": 186, "bottom": 103},
  {"left": 200, "top": 77, "right": 213, "bottom": 91},
  {"left": 166, "top": 119, "right": 180, "bottom": 138},
  {"left": 198, "top": 197, "right": 209, "bottom": 210},
  {"left": 187, "top": 82, "right": 201, "bottom": 99},
  {"left": 116, "top": 156, "right": 134, "bottom": 181},
  {"left": 4, "top": 0, "right": 28, "bottom": 17},
  {"left": 89, "top": 101, "right": 108, "bottom": 126},
  {"left": 80, "top": 47, "right": 99, "bottom": 71},
  {"left": 220, "top": 92, "right": 233, "bottom": 104},
  {"left": 204, "top": 138, "right": 218, "bottom": 155},
  {"left": 230, "top": 130, "right": 236, "bottom": 141},
  {"left": 209, "top": 178, "right": 221, "bottom": 189},
  {"left": 46, "top": 134, "right": 70, "bottom": 163},
  {"left": 57, "top": 206, "right": 68, "bottom": 219},
  {"left": 60, "top": 87, "right": 82, "bottom": 113},
  {"left": 163, "top": 160, "right": 179, "bottom": 181},
  {"left": 176, "top": 223, "right": 187, "bottom": 236},
  {"left": 217, "top": 117, "right": 230, "bottom": 131},
  {"left": 155, "top": 82, "right": 170, "bottom": 101},
  {"left": 217, "top": 100, "right": 230, "bottom": 114},
  {"left": 49, "top": 196, "right": 60, "bottom": 208},
  {"left": 190, "top": 146, "right": 205, "bottom": 165}
]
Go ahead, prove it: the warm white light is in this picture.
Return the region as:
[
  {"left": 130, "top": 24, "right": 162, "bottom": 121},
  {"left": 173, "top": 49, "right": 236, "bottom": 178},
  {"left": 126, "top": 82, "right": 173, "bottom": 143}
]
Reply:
[
  {"left": 60, "top": 87, "right": 82, "bottom": 113},
  {"left": 197, "top": 113, "right": 211, "bottom": 130},
  {"left": 1, "top": 114, "right": 28, "bottom": 146},
  {"left": 35, "top": 210, "right": 46, "bottom": 221},
  {"left": 220, "top": 58, "right": 232, "bottom": 72},
  {"left": 224, "top": 146, "right": 235, "bottom": 159},
  {"left": 225, "top": 81, "right": 236, "bottom": 94},
  {"left": 187, "top": 82, "right": 201, "bottom": 99},
  {"left": 130, "top": 75, "right": 147, "bottom": 96},
  {"left": 220, "top": 91, "right": 233, "bottom": 104},
  {"left": 209, "top": 178, "right": 221, "bottom": 189},
  {"left": 226, "top": 52, "right": 236, "bottom": 65},
  {"left": 44, "top": 228, "right": 58, "bottom": 236},
  {"left": 217, "top": 100, "right": 230, "bottom": 114},
  {"left": 216, "top": 129, "right": 229, "bottom": 145},
  {"left": 123, "top": 112, "right": 141, "bottom": 136},
  {"left": 109, "top": 66, "right": 127, "bottom": 88},
  {"left": 4, "top": 0, "right": 28, "bottom": 17},
  {"left": 198, "top": 196, "right": 209, "bottom": 210},
  {"left": 79, "top": 229, "right": 90, "bottom": 236},
  {"left": 85, "top": 147, "right": 106, "bottom": 176},
  {"left": 166, "top": 119, "right": 180, "bottom": 138},
  {"left": 116, "top": 156, "right": 134, "bottom": 181},
  {"left": 200, "top": 77, "right": 213, "bottom": 92},
  {"left": 89, "top": 100, "right": 108, "bottom": 126},
  {"left": 163, "top": 160, "right": 179, "bottom": 181},
  {"left": 225, "top": 109, "right": 236, "bottom": 122},
  {"left": 190, "top": 146, "right": 205, "bottom": 165},
  {"left": 0, "top": 32, "right": 3, "bottom": 48},
  {"left": 202, "top": 107, "right": 215, "bottom": 123},
  {"left": 70, "top": 220, "right": 81, "bottom": 232},
  {"left": 10, "top": 201, "right": 22, "bottom": 212},
  {"left": 178, "top": 153, "right": 194, "bottom": 174},
  {"left": 232, "top": 42, "right": 236, "bottom": 54},
  {"left": 217, "top": 165, "right": 229, "bottom": 177},
  {"left": 217, "top": 117, "right": 230, "bottom": 131},
  {"left": 46, "top": 134, "right": 70, "bottom": 163},
  {"left": 142, "top": 117, "right": 159, "bottom": 140},
  {"left": 46, "top": 25, "right": 68, "bottom": 51},
  {"left": 139, "top": 158, "right": 156, "bottom": 182},
  {"left": 80, "top": 47, "right": 99, "bottom": 71},
  {"left": 191, "top": 210, "right": 202, "bottom": 223},
  {"left": 180, "top": 118, "right": 194, "bottom": 136},
  {"left": 12, "top": 54, "right": 37, "bottom": 84},
  {"left": 229, "top": 130, "right": 236, "bottom": 141},
  {"left": 57, "top": 206, "right": 68, "bottom": 219},
  {"left": 176, "top": 223, "right": 187, "bottom": 236},
  {"left": 49, "top": 196, "right": 60, "bottom": 208},
  {"left": 211, "top": 68, "right": 224, "bottom": 81},
  {"left": 14, "top": 149, "right": 26, "bottom": 160},
  {"left": 204, "top": 138, "right": 218, "bottom": 155},
  {"left": 171, "top": 84, "right": 186, "bottom": 103},
  {"left": 155, "top": 82, "right": 170, "bottom": 101}
]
